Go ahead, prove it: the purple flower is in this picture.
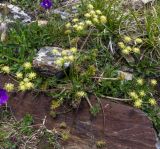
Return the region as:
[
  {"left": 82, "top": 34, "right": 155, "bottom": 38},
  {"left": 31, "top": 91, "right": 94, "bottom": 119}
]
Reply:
[
  {"left": 0, "top": 89, "right": 8, "bottom": 106},
  {"left": 40, "top": 0, "right": 53, "bottom": 10}
]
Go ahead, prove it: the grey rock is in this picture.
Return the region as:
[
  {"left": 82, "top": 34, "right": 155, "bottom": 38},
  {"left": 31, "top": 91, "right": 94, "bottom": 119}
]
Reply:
[
  {"left": 53, "top": 9, "right": 71, "bottom": 20},
  {"left": 0, "top": 22, "right": 7, "bottom": 32},
  {"left": 117, "top": 70, "right": 133, "bottom": 80},
  {"left": 123, "top": 0, "right": 155, "bottom": 9},
  {"left": 33, "top": 47, "right": 71, "bottom": 77},
  {"left": 0, "top": 3, "right": 31, "bottom": 23},
  {"left": 53, "top": 0, "right": 80, "bottom": 20},
  {"left": 141, "top": 0, "right": 154, "bottom": 4},
  {"left": 0, "top": 3, "right": 32, "bottom": 41},
  {"left": 0, "top": 22, "right": 7, "bottom": 42},
  {"left": 156, "top": 135, "right": 160, "bottom": 149}
]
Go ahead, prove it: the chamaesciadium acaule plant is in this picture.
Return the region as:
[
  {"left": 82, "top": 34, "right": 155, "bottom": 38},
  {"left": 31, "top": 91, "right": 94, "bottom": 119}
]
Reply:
[{"left": 0, "top": 0, "right": 160, "bottom": 147}]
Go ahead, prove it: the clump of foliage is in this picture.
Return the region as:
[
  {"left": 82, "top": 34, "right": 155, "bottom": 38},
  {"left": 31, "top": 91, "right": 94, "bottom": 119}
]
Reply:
[
  {"left": 0, "top": 110, "right": 62, "bottom": 148},
  {"left": 0, "top": 0, "right": 160, "bottom": 145}
]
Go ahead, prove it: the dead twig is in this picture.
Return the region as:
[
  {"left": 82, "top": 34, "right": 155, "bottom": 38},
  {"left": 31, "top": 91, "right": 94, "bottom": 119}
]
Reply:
[
  {"left": 80, "top": 28, "right": 93, "bottom": 51},
  {"left": 101, "top": 95, "right": 132, "bottom": 101}
]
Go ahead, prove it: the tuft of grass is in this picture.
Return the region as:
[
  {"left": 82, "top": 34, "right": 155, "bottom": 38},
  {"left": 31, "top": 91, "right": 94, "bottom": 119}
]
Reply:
[
  {"left": 0, "top": 110, "right": 61, "bottom": 148},
  {"left": 0, "top": 18, "right": 68, "bottom": 65}
]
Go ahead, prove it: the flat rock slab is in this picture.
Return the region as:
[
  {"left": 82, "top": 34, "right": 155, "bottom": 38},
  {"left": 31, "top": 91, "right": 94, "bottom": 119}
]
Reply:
[
  {"left": 0, "top": 74, "right": 157, "bottom": 149},
  {"left": 8, "top": 95, "right": 156, "bottom": 148}
]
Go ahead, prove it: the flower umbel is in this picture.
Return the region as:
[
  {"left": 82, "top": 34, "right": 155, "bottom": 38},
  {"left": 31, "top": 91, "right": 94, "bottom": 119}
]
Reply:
[
  {"left": 139, "top": 90, "right": 146, "bottom": 97},
  {"left": 23, "top": 62, "right": 32, "bottom": 70},
  {"left": 16, "top": 72, "right": 23, "bottom": 79},
  {"left": 4, "top": 83, "right": 14, "bottom": 92},
  {"left": 129, "top": 91, "right": 138, "bottom": 99},
  {"left": 76, "top": 91, "right": 86, "bottom": 98},
  {"left": 135, "top": 38, "right": 143, "bottom": 44},
  {"left": 149, "top": 98, "right": 157, "bottom": 106},
  {"left": 1, "top": 66, "right": 10, "bottom": 74},
  {"left": 28, "top": 72, "right": 37, "bottom": 80},
  {"left": 136, "top": 78, "right": 144, "bottom": 85},
  {"left": 134, "top": 99, "right": 142, "bottom": 108},
  {"left": 124, "top": 36, "right": 132, "bottom": 43},
  {"left": 150, "top": 79, "right": 157, "bottom": 86},
  {"left": 25, "top": 82, "right": 34, "bottom": 90}
]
